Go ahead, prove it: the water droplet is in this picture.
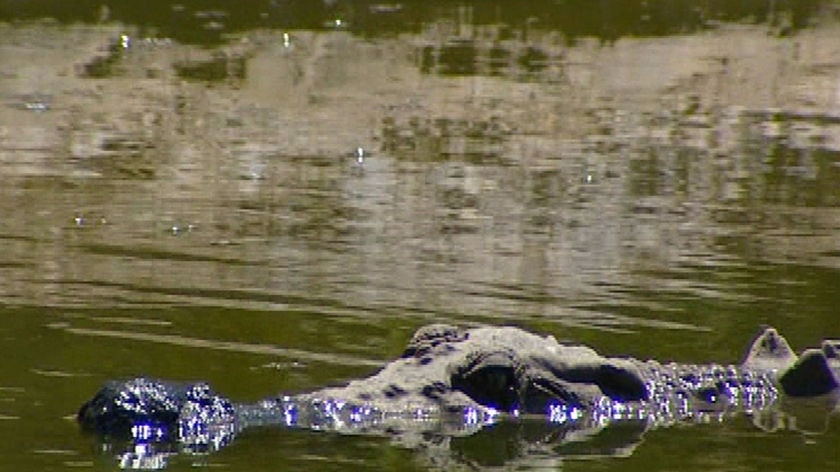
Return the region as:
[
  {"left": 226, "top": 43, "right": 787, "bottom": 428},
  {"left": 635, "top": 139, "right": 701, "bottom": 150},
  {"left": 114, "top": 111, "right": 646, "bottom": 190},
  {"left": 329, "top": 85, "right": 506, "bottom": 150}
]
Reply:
[
  {"left": 171, "top": 223, "right": 196, "bottom": 235},
  {"left": 25, "top": 101, "right": 49, "bottom": 112}
]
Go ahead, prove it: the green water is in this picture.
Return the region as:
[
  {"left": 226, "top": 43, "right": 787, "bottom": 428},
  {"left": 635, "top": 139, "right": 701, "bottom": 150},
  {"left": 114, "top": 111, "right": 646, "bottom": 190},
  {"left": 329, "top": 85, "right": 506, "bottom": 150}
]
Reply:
[{"left": 0, "top": 1, "right": 838, "bottom": 470}]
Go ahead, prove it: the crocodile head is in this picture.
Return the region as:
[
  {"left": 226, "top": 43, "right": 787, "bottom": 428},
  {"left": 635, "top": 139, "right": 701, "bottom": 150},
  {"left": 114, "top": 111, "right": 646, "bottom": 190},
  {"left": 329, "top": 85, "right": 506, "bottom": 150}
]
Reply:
[{"left": 309, "top": 324, "right": 647, "bottom": 414}]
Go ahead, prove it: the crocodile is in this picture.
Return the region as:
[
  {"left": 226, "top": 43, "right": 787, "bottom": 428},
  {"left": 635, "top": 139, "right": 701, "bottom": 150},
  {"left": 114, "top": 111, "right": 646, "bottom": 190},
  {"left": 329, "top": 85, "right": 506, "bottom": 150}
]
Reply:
[{"left": 78, "top": 324, "right": 839, "bottom": 468}]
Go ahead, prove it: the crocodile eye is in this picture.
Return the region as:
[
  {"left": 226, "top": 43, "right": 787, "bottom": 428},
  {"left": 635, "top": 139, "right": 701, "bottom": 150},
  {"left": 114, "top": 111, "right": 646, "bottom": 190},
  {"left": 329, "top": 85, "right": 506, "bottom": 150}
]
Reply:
[
  {"left": 451, "top": 350, "right": 521, "bottom": 412},
  {"left": 454, "top": 365, "right": 518, "bottom": 412}
]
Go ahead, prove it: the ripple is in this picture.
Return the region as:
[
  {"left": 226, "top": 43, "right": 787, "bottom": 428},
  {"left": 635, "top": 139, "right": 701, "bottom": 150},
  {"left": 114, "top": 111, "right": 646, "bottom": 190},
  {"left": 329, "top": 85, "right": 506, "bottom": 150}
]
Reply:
[
  {"left": 78, "top": 242, "right": 254, "bottom": 266},
  {"left": 30, "top": 369, "right": 87, "bottom": 378},
  {"left": 47, "top": 322, "right": 383, "bottom": 368}
]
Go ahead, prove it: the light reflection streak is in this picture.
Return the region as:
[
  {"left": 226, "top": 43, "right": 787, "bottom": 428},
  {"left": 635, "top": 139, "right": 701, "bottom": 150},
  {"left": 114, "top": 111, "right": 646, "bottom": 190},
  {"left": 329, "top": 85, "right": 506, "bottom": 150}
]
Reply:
[{"left": 47, "top": 322, "right": 382, "bottom": 367}]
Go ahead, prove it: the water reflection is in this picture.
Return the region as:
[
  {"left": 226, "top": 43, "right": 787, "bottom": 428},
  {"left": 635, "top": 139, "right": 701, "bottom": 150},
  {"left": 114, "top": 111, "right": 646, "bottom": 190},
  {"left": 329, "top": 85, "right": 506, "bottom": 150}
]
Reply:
[
  {"left": 2, "top": 1, "right": 828, "bottom": 43},
  {"left": 0, "top": 13, "right": 839, "bottom": 327}
]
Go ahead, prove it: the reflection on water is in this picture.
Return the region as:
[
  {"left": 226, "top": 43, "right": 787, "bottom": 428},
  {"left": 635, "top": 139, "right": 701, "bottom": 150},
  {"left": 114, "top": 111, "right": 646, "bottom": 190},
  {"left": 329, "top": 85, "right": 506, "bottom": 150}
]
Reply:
[
  {"left": 0, "top": 1, "right": 839, "bottom": 471},
  {"left": 3, "top": 22, "right": 839, "bottom": 325},
  {"left": 1, "top": 1, "right": 827, "bottom": 43}
]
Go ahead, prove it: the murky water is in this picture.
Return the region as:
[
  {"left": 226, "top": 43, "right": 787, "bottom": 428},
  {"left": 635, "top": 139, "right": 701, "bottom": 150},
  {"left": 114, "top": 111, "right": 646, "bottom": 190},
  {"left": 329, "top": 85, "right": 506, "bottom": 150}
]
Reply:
[{"left": 1, "top": 1, "right": 839, "bottom": 471}]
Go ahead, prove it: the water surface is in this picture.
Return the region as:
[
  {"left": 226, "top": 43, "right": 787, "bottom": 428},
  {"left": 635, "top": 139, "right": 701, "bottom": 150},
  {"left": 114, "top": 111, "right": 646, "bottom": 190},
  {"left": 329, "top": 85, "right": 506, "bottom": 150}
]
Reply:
[{"left": 0, "top": 1, "right": 839, "bottom": 471}]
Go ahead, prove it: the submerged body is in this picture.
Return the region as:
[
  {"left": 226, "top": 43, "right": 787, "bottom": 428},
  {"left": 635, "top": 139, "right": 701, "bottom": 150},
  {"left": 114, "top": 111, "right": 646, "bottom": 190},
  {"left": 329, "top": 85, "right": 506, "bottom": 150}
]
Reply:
[{"left": 78, "top": 325, "right": 839, "bottom": 467}]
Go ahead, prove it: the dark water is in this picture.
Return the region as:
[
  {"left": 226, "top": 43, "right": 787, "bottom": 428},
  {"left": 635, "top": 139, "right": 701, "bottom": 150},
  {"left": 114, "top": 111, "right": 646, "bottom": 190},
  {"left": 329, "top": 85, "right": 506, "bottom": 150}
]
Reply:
[{"left": 1, "top": 1, "right": 839, "bottom": 470}]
